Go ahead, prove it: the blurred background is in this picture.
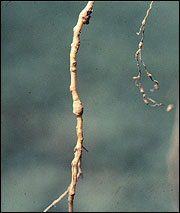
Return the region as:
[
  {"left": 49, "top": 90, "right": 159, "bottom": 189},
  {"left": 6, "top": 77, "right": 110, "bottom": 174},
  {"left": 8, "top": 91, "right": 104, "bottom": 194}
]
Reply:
[{"left": 1, "top": 1, "right": 179, "bottom": 212}]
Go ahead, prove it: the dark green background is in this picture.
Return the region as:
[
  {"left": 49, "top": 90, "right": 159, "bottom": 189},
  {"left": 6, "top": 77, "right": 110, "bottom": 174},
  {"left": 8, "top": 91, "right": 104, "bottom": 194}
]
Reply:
[{"left": 1, "top": 1, "right": 179, "bottom": 212}]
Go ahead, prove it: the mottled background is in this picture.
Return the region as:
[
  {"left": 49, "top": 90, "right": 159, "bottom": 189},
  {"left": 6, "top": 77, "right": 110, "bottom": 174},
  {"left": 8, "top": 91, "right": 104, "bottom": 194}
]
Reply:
[{"left": 1, "top": 1, "right": 179, "bottom": 212}]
